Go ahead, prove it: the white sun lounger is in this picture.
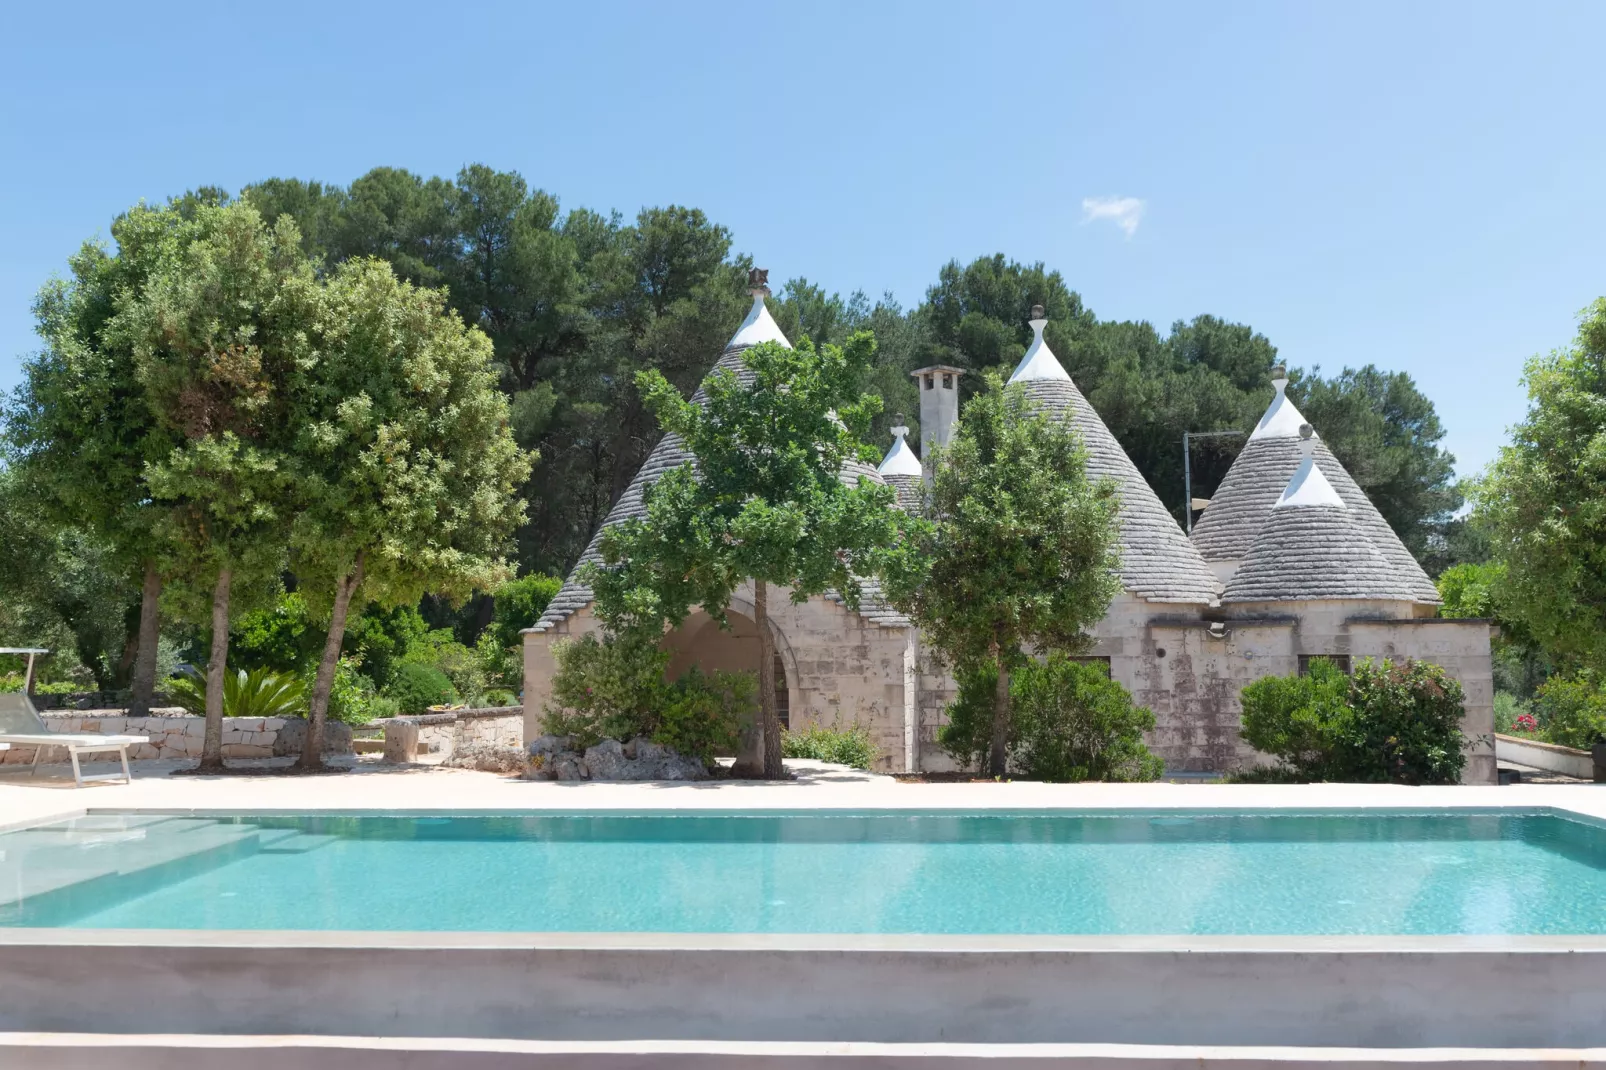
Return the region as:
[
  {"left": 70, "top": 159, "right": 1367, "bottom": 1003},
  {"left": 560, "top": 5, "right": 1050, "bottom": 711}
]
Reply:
[{"left": 0, "top": 690, "right": 147, "bottom": 788}]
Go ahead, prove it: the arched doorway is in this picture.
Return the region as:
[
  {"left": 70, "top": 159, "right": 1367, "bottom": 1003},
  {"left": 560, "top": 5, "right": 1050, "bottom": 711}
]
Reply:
[{"left": 660, "top": 608, "right": 791, "bottom": 729}]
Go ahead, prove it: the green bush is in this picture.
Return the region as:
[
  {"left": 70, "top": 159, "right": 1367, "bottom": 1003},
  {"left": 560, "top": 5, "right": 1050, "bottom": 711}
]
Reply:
[
  {"left": 323, "top": 657, "right": 397, "bottom": 724},
  {"left": 0, "top": 675, "right": 79, "bottom": 696},
  {"left": 782, "top": 721, "right": 877, "bottom": 769},
  {"left": 1493, "top": 690, "right": 1533, "bottom": 734},
  {"left": 385, "top": 662, "right": 458, "bottom": 715},
  {"left": 1239, "top": 657, "right": 1354, "bottom": 780},
  {"left": 655, "top": 668, "right": 750, "bottom": 760},
  {"left": 490, "top": 575, "right": 561, "bottom": 651},
  {"left": 1239, "top": 657, "right": 1466, "bottom": 784},
  {"left": 940, "top": 656, "right": 1164, "bottom": 782},
  {"left": 544, "top": 632, "right": 753, "bottom": 761},
  {"left": 1346, "top": 659, "right": 1467, "bottom": 784},
  {"left": 229, "top": 592, "right": 322, "bottom": 675},
  {"left": 167, "top": 667, "right": 308, "bottom": 719},
  {"left": 481, "top": 689, "right": 517, "bottom": 708},
  {"left": 1533, "top": 673, "right": 1606, "bottom": 749}
]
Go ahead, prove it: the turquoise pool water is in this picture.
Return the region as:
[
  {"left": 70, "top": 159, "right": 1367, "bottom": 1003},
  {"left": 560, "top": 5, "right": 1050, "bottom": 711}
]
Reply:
[{"left": 3, "top": 810, "right": 1605, "bottom": 934}]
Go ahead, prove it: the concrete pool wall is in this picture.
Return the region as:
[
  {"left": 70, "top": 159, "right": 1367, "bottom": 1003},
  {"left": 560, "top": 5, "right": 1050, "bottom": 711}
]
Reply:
[{"left": 3, "top": 931, "right": 1606, "bottom": 1048}]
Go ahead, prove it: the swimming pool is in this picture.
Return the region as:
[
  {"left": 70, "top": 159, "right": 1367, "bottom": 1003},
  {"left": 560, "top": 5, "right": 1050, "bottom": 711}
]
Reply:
[{"left": 4, "top": 809, "right": 1605, "bottom": 934}]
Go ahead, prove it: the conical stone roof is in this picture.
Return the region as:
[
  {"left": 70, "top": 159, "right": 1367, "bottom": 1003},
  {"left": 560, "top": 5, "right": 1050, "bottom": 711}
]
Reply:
[
  {"left": 1005, "top": 314, "right": 1220, "bottom": 605},
  {"left": 533, "top": 286, "right": 903, "bottom": 633},
  {"left": 1190, "top": 373, "right": 1440, "bottom": 604},
  {"left": 1223, "top": 430, "right": 1415, "bottom": 603}
]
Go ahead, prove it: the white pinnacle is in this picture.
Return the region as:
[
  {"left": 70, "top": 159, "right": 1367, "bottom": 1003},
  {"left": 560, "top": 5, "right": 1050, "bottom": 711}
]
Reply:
[
  {"left": 877, "top": 421, "right": 923, "bottom": 477},
  {"left": 1008, "top": 312, "right": 1071, "bottom": 384},
  {"left": 727, "top": 290, "right": 792, "bottom": 350},
  {"left": 1250, "top": 369, "right": 1316, "bottom": 441},
  {"left": 1275, "top": 424, "right": 1345, "bottom": 508}
]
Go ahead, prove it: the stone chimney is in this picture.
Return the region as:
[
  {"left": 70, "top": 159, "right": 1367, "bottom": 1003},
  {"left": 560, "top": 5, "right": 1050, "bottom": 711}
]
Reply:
[{"left": 909, "top": 365, "right": 965, "bottom": 481}]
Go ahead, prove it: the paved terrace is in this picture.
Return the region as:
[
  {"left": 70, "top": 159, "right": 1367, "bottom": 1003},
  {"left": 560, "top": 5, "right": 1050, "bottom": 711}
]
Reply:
[{"left": 4, "top": 757, "right": 1604, "bottom": 831}]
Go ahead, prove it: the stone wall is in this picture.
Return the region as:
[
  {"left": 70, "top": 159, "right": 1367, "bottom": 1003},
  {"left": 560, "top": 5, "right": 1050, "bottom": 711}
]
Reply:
[
  {"left": 381, "top": 707, "right": 523, "bottom": 764},
  {"left": 524, "top": 582, "right": 915, "bottom": 773},
  {"left": 914, "top": 594, "right": 1496, "bottom": 784},
  {"left": 0, "top": 712, "right": 287, "bottom": 762}
]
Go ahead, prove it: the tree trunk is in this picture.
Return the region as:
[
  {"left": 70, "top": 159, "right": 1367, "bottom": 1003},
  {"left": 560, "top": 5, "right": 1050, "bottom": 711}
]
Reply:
[
  {"left": 301, "top": 552, "right": 365, "bottom": 771},
  {"left": 198, "top": 567, "right": 232, "bottom": 773},
  {"left": 757, "top": 579, "right": 784, "bottom": 779},
  {"left": 988, "top": 642, "right": 1011, "bottom": 778},
  {"left": 730, "top": 581, "right": 768, "bottom": 778},
  {"left": 128, "top": 562, "right": 162, "bottom": 717}
]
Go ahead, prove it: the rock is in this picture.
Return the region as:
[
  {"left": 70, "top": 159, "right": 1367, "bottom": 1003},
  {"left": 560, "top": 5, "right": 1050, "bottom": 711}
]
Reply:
[
  {"left": 271, "top": 717, "right": 354, "bottom": 757},
  {"left": 445, "top": 742, "right": 527, "bottom": 775},
  {"left": 522, "top": 734, "right": 707, "bottom": 781},
  {"left": 583, "top": 739, "right": 631, "bottom": 781}
]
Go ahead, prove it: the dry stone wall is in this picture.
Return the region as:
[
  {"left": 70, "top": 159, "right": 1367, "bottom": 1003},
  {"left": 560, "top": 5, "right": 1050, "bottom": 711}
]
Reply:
[{"left": 0, "top": 712, "right": 291, "bottom": 762}]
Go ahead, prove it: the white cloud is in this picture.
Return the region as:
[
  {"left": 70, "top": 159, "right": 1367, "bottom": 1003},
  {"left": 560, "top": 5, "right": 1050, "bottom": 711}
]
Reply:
[{"left": 1081, "top": 196, "right": 1145, "bottom": 237}]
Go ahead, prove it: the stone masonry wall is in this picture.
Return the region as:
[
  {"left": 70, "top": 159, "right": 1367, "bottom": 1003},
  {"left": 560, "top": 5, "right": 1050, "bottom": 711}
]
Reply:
[
  {"left": 914, "top": 593, "right": 1496, "bottom": 784},
  {"left": 0, "top": 713, "right": 288, "bottom": 763},
  {"left": 381, "top": 707, "right": 523, "bottom": 764},
  {"left": 524, "top": 583, "right": 914, "bottom": 772}
]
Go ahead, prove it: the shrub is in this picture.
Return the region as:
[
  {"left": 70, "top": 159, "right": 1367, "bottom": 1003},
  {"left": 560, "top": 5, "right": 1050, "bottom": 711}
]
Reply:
[
  {"left": 655, "top": 668, "right": 751, "bottom": 761},
  {"left": 1493, "top": 690, "right": 1532, "bottom": 734},
  {"left": 1345, "top": 658, "right": 1467, "bottom": 784},
  {"left": 1533, "top": 673, "right": 1606, "bottom": 749},
  {"left": 323, "top": 657, "right": 396, "bottom": 724},
  {"left": 940, "top": 657, "right": 1164, "bottom": 782},
  {"left": 544, "top": 632, "right": 754, "bottom": 761},
  {"left": 782, "top": 721, "right": 877, "bottom": 770},
  {"left": 1239, "top": 657, "right": 1354, "bottom": 781},
  {"left": 229, "top": 592, "right": 322, "bottom": 675},
  {"left": 167, "top": 667, "right": 308, "bottom": 719},
  {"left": 386, "top": 662, "right": 458, "bottom": 715},
  {"left": 481, "top": 689, "right": 517, "bottom": 708},
  {"left": 490, "top": 575, "right": 562, "bottom": 651},
  {"left": 1239, "top": 657, "right": 1466, "bottom": 784}
]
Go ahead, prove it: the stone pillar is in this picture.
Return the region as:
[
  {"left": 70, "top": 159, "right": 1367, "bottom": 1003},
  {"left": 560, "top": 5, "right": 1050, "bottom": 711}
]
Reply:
[{"left": 383, "top": 721, "right": 419, "bottom": 764}]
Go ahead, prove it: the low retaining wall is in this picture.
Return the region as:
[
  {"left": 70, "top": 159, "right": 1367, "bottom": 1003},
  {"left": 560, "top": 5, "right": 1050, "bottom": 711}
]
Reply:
[
  {"left": 0, "top": 714, "right": 353, "bottom": 763},
  {"left": 2, "top": 934, "right": 1605, "bottom": 1048},
  {"left": 380, "top": 707, "right": 522, "bottom": 763},
  {"left": 1495, "top": 734, "right": 1594, "bottom": 780},
  {"left": 0, "top": 713, "right": 280, "bottom": 763}
]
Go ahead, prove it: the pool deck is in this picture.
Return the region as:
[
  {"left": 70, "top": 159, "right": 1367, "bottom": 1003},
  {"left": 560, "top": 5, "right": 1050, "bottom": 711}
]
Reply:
[{"left": 4, "top": 757, "right": 1606, "bottom": 831}]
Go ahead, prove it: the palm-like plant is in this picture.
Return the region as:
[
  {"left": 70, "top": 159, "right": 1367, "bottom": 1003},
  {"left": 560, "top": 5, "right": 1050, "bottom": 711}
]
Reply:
[{"left": 167, "top": 667, "right": 308, "bottom": 719}]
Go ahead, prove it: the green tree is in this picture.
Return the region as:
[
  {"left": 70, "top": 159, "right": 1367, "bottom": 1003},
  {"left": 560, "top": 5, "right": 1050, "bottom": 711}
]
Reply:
[
  {"left": 114, "top": 202, "right": 312, "bottom": 769},
  {"left": 1478, "top": 299, "right": 1606, "bottom": 673},
  {"left": 286, "top": 258, "right": 533, "bottom": 767},
  {"left": 4, "top": 202, "right": 210, "bottom": 712},
  {"left": 585, "top": 332, "right": 900, "bottom": 778},
  {"left": 880, "top": 372, "right": 1123, "bottom": 776}
]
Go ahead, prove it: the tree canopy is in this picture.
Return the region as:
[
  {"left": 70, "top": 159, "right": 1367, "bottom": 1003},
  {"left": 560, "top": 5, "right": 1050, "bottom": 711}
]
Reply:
[
  {"left": 1477, "top": 299, "right": 1606, "bottom": 673},
  {"left": 878, "top": 372, "right": 1124, "bottom": 775},
  {"left": 584, "top": 331, "right": 900, "bottom": 777}
]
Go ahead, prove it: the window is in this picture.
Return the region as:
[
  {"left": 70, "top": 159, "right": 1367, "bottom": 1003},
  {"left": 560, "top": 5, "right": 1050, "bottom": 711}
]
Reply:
[
  {"left": 1298, "top": 655, "right": 1351, "bottom": 676},
  {"left": 942, "top": 372, "right": 953, "bottom": 389},
  {"left": 923, "top": 374, "right": 934, "bottom": 390},
  {"left": 1069, "top": 656, "right": 1111, "bottom": 676},
  {"left": 774, "top": 654, "right": 789, "bottom": 730}
]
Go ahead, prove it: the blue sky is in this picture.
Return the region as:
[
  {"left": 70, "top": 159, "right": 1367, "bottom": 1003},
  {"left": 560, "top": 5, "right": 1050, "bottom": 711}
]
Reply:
[{"left": 2, "top": 0, "right": 1602, "bottom": 479}]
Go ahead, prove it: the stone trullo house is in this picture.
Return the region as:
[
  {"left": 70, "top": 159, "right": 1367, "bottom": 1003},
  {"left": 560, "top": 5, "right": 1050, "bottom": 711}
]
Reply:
[{"left": 524, "top": 280, "right": 1495, "bottom": 783}]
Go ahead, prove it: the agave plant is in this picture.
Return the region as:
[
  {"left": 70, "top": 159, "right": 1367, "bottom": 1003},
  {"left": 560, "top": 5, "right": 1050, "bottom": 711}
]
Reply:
[{"left": 167, "top": 667, "right": 308, "bottom": 719}]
